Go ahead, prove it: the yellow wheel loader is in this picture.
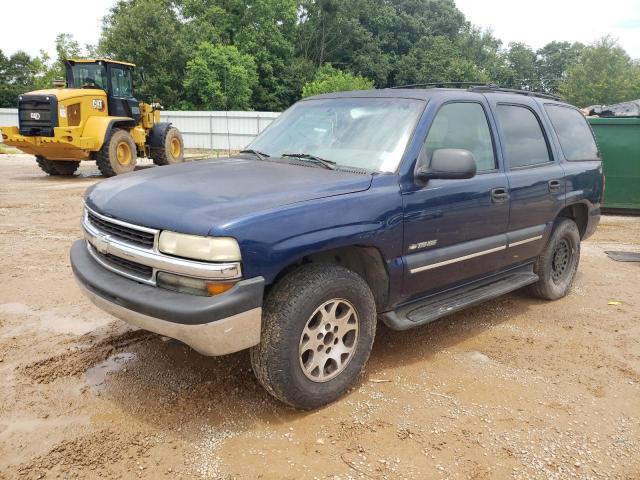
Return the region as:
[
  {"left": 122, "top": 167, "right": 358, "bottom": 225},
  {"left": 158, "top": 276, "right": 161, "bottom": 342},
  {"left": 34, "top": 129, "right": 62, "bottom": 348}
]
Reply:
[{"left": 0, "top": 59, "right": 184, "bottom": 177}]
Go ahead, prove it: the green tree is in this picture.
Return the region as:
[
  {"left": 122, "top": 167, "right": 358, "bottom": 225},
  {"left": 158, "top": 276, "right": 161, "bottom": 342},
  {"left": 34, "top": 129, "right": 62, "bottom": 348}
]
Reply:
[
  {"left": 180, "top": 0, "right": 299, "bottom": 110},
  {"left": 301, "top": 63, "right": 374, "bottom": 97},
  {"left": 393, "top": 35, "right": 488, "bottom": 86},
  {"left": 0, "top": 50, "right": 46, "bottom": 107},
  {"left": 536, "top": 41, "right": 584, "bottom": 93},
  {"left": 182, "top": 43, "right": 258, "bottom": 110},
  {"left": 98, "top": 0, "right": 187, "bottom": 108},
  {"left": 560, "top": 37, "right": 640, "bottom": 106},
  {"left": 500, "top": 42, "right": 540, "bottom": 90},
  {"left": 297, "top": 0, "right": 467, "bottom": 88}
]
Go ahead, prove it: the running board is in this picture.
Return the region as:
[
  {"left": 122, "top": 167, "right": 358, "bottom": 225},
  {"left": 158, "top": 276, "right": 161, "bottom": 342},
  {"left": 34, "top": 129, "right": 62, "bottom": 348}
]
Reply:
[{"left": 381, "top": 269, "right": 538, "bottom": 331}]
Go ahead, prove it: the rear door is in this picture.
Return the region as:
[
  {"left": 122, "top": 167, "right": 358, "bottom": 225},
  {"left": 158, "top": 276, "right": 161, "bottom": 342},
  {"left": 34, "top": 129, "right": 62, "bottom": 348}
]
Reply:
[
  {"left": 486, "top": 96, "right": 565, "bottom": 265},
  {"left": 401, "top": 98, "right": 510, "bottom": 301}
]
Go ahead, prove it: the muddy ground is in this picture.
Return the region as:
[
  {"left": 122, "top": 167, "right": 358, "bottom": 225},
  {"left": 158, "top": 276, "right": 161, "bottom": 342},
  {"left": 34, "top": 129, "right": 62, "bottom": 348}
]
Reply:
[{"left": 0, "top": 154, "right": 639, "bottom": 480}]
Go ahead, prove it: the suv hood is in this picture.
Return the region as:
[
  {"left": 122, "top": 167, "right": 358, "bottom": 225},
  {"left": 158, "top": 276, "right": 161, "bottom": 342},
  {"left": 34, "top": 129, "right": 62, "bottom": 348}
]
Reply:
[{"left": 86, "top": 157, "right": 373, "bottom": 236}]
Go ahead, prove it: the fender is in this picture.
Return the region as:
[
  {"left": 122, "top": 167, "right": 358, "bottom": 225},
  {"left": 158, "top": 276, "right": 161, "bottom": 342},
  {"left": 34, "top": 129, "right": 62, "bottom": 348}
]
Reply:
[
  {"left": 148, "top": 122, "right": 173, "bottom": 149},
  {"left": 82, "top": 116, "right": 136, "bottom": 150}
]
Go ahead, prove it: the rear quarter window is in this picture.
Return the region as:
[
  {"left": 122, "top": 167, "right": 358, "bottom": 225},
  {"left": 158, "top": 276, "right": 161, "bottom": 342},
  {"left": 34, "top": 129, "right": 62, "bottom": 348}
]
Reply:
[{"left": 544, "top": 104, "right": 599, "bottom": 161}]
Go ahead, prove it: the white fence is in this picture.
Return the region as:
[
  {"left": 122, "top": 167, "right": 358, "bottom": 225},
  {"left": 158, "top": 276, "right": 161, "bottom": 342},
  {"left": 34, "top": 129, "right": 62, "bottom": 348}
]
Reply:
[{"left": 0, "top": 108, "right": 280, "bottom": 150}]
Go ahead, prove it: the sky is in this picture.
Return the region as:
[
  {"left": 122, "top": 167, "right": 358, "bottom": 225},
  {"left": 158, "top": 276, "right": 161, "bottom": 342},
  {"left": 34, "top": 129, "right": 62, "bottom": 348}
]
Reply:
[
  {"left": 0, "top": 0, "right": 639, "bottom": 60},
  {"left": 455, "top": 0, "right": 640, "bottom": 58}
]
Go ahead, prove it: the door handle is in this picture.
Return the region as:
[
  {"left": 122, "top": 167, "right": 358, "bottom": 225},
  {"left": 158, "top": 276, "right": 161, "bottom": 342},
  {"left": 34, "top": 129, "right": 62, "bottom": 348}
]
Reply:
[
  {"left": 491, "top": 187, "right": 508, "bottom": 203},
  {"left": 548, "top": 179, "right": 562, "bottom": 192}
]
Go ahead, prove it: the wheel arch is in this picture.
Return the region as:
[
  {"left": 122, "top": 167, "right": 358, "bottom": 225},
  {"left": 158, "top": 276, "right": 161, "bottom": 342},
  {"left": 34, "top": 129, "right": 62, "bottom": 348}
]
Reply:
[
  {"left": 556, "top": 202, "right": 589, "bottom": 238},
  {"left": 83, "top": 116, "right": 136, "bottom": 152},
  {"left": 268, "top": 245, "right": 390, "bottom": 312}
]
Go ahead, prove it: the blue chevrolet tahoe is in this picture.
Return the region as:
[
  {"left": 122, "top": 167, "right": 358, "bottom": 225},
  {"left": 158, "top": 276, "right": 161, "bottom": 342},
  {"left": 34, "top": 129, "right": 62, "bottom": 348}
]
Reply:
[{"left": 71, "top": 86, "right": 603, "bottom": 409}]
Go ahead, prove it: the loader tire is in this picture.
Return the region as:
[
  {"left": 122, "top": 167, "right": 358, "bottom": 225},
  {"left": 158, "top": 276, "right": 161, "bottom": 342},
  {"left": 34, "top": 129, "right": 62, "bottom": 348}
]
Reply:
[
  {"left": 96, "top": 129, "right": 137, "bottom": 177},
  {"left": 151, "top": 127, "right": 184, "bottom": 166},
  {"left": 35, "top": 156, "right": 80, "bottom": 176}
]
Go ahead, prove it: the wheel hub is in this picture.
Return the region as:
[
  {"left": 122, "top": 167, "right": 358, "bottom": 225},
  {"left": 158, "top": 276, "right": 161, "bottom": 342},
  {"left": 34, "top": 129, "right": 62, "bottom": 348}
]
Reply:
[
  {"left": 170, "top": 137, "right": 181, "bottom": 158},
  {"left": 551, "top": 238, "right": 571, "bottom": 282},
  {"left": 116, "top": 142, "right": 132, "bottom": 166},
  {"left": 298, "top": 299, "right": 359, "bottom": 382}
]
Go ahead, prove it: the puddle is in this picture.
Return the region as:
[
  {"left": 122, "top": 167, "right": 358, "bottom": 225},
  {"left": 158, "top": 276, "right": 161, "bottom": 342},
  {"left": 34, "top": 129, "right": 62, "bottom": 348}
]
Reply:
[
  {"left": 467, "top": 350, "right": 491, "bottom": 364},
  {"left": 85, "top": 352, "right": 137, "bottom": 391}
]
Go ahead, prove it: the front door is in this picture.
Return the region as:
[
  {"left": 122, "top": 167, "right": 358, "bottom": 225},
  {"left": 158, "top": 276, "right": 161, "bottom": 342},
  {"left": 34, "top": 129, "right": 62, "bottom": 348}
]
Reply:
[
  {"left": 401, "top": 100, "right": 510, "bottom": 301},
  {"left": 107, "top": 64, "right": 141, "bottom": 122}
]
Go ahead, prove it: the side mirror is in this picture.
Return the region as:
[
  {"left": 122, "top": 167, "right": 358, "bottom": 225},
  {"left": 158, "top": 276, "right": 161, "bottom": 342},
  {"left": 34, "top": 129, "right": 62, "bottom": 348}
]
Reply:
[{"left": 416, "top": 148, "right": 477, "bottom": 180}]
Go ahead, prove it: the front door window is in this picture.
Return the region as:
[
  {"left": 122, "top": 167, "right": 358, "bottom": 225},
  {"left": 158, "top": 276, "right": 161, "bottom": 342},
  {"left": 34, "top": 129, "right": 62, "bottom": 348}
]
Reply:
[{"left": 110, "top": 67, "right": 133, "bottom": 98}]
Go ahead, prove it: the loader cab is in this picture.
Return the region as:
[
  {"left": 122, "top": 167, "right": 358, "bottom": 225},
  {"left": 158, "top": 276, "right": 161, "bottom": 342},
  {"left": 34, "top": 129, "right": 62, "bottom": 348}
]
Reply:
[{"left": 65, "top": 59, "right": 140, "bottom": 122}]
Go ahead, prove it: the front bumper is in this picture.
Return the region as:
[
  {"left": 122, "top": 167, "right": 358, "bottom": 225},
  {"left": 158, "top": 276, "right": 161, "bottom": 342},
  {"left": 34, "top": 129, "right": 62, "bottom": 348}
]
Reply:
[
  {"left": 1, "top": 125, "right": 95, "bottom": 160},
  {"left": 70, "top": 240, "right": 264, "bottom": 356}
]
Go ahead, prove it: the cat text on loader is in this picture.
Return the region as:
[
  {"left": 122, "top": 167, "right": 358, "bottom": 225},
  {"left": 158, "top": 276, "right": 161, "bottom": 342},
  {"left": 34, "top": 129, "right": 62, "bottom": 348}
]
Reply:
[{"left": 0, "top": 59, "right": 184, "bottom": 176}]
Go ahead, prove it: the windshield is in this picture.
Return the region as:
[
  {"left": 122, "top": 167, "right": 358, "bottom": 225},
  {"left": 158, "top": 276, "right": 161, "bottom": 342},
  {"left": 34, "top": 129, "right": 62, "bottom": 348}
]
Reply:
[
  {"left": 67, "top": 63, "right": 107, "bottom": 90},
  {"left": 248, "top": 97, "right": 425, "bottom": 172}
]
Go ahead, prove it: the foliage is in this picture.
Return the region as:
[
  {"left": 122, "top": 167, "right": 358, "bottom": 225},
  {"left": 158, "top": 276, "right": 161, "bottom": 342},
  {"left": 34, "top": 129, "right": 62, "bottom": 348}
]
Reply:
[
  {"left": 1, "top": 1, "right": 639, "bottom": 110},
  {"left": 536, "top": 41, "right": 584, "bottom": 93},
  {"left": 560, "top": 37, "right": 640, "bottom": 106},
  {"left": 297, "top": 0, "right": 467, "bottom": 87},
  {"left": 0, "top": 50, "right": 49, "bottom": 107},
  {"left": 182, "top": 43, "right": 258, "bottom": 110},
  {"left": 301, "top": 64, "right": 374, "bottom": 97},
  {"left": 394, "top": 35, "right": 489, "bottom": 86},
  {"left": 98, "top": 0, "right": 187, "bottom": 108}
]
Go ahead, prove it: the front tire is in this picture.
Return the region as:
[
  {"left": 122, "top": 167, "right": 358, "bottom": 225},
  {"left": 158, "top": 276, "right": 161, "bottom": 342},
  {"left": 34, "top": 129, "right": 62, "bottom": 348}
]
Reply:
[
  {"left": 151, "top": 127, "right": 184, "bottom": 166},
  {"left": 96, "top": 129, "right": 137, "bottom": 177},
  {"left": 35, "top": 156, "right": 80, "bottom": 176},
  {"left": 529, "top": 218, "right": 580, "bottom": 300},
  {"left": 250, "top": 264, "right": 376, "bottom": 409}
]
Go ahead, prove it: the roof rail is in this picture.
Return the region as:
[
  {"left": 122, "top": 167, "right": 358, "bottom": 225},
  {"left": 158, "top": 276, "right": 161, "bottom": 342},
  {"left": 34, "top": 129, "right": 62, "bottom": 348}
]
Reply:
[
  {"left": 391, "top": 81, "right": 490, "bottom": 89},
  {"left": 391, "top": 82, "right": 562, "bottom": 101},
  {"left": 468, "top": 85, "right": 561, "bottom": 101}
]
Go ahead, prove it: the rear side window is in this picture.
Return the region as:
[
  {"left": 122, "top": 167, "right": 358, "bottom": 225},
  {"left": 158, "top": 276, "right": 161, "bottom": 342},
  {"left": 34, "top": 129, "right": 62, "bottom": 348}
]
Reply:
[
  {"left": 496, "top": 104, "right": 551, "bottom": 168},
  {"left": 421, "top": 102, "right": 496, "bottom": 172},
  {"left": 545, "top": 104, "right": 599, "bottom": 161}
]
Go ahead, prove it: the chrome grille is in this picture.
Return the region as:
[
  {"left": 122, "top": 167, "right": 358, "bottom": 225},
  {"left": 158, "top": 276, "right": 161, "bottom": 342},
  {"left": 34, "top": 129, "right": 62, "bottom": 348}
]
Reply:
[
  {"left": 95, "top": 250, "right": 153, "bottom": 279},
  {"left": 87, "top": 211, "right": 155, "bottom": 248}
]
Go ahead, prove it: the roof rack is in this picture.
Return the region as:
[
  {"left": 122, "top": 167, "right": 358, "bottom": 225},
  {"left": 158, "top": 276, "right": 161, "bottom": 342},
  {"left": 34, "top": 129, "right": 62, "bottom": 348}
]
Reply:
[
  {"left": 392, "top": 81, "right": 490, "bottom": 89},
  {"left": 468, "top": 85, "right": 561, "bottom": 101},
  {"left": 391, "top": 82, "right": 561, "bottom": 101}
]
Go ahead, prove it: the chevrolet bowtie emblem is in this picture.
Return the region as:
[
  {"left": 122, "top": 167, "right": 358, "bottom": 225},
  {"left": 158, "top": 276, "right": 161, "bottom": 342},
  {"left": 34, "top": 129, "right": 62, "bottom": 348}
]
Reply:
[{"left": 93, "top": 234, "right": 110, "bottom": 255}]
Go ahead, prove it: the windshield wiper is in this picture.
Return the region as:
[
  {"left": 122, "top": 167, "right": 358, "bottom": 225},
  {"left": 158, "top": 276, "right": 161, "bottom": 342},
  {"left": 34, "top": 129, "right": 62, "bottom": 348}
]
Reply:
[
  {"left": 240, "top": 149, "right": 270, "bottom": 161},
  {"left": 281, "top": 153, "right": 336, "bottom": 170}
]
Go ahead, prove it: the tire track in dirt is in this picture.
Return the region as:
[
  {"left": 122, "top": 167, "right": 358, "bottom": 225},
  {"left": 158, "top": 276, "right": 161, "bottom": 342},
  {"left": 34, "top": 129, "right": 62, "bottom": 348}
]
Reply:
[{"left": 19, "top": 330, "right": 154, "bottom": 384}]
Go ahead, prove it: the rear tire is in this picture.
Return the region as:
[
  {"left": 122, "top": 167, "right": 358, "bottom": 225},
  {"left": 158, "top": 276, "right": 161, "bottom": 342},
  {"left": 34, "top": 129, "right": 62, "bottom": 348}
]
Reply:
[
  {"left": 96, "top": 129, "right": 137, "bottom": 177},
  {"left": 250, "top": 264, "right": 376, "bottom": 410},
  {"left": 35, "top": 156, "right": 80, "bottom": 176},
  {"left": 151, "top": 127, "right": 184, "bottom": 166},
  {"left": 529, "top": 218, "right": 580, "bottom": 300}
]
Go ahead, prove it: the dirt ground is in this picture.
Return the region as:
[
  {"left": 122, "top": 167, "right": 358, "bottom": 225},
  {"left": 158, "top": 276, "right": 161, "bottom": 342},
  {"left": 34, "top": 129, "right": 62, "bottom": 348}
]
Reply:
[{"left": 0, "top": 154, "right": 639, "bottom": 480}]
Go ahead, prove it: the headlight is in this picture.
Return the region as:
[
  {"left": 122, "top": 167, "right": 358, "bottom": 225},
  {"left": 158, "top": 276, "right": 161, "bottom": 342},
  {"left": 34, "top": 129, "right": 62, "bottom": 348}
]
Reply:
[{"left": 158, "top": 231, "right": 241, "bottom": 262}]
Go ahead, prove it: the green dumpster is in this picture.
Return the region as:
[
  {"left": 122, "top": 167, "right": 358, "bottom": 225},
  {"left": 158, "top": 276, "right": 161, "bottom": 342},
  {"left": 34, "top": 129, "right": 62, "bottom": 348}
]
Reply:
[{"left": 588, "top": 117, "right": 640, "bottom": 211}]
